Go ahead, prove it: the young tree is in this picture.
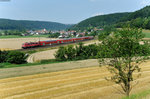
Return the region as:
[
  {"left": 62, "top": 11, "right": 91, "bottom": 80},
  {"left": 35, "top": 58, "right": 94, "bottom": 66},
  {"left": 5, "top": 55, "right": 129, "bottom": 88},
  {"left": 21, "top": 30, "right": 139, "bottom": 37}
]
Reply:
[{"left": 98, "top": 27, "right": 150, "bottom": 96}]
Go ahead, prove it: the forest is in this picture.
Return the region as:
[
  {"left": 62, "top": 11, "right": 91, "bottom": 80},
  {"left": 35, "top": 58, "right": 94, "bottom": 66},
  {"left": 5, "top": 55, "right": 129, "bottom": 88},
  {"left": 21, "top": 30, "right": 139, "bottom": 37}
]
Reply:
[
  {"left": 72, "top": 6, "right": 150, "bottom": 30},
  {"left": 0, "top": 19, "right": 73, "bottom": 30}
]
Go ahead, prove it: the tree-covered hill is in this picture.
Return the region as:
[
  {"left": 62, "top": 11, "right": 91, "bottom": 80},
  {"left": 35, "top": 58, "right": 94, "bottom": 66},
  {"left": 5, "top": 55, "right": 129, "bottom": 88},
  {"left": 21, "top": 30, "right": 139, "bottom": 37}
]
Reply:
[
  {"left": 116, "top": 6, "right": 150, "bottom": 29},
  {"left": 71, "top": 12, "right": 131, "bottom": 30},
  {"left": 71, "top": 5, "right": 150, "bottom": 30},
  {"left": 119, "top": 6, "right": 150, "bottom": 22},
  {"left": 0, "top": 19, "right": 73, "bottom": 30}
]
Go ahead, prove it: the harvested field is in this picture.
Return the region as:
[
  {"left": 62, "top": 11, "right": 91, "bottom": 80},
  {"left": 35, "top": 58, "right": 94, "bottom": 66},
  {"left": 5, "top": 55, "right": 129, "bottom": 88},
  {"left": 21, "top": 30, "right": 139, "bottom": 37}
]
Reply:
[
  {"left": 0, "top": 38, "right": 56, "bottom": 50},
  {"left": 27, "top": 49, "right": 58, "bottom": 63},
  {"left": 0, "top": 60, "right": 150, "bottom": 99}
]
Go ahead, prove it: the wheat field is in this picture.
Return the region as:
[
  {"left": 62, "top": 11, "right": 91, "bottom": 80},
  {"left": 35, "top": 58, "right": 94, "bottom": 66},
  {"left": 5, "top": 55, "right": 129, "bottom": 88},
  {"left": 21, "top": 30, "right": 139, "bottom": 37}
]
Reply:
[{"left": 0, "top": 61, "right": 150, "bottom": 99}]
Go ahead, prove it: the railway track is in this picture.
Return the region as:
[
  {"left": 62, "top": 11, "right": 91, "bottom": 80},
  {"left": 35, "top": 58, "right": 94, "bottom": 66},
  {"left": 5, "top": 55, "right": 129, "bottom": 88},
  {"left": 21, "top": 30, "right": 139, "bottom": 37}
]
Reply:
[{"left": 16, "top": 39, "right": 96, "bottom": 52}]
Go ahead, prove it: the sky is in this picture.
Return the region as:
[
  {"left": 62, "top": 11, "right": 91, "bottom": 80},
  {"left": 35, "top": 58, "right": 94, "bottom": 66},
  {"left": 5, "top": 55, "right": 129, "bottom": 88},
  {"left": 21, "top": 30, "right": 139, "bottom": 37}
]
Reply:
[{"left": 0, "top": 0, "right": 150, "bottom": 24}]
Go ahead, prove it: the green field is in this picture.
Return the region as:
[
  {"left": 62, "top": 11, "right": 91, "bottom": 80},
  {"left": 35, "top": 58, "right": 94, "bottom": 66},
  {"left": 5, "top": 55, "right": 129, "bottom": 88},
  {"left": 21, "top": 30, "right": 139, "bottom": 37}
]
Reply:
[
  {"left": 0, "top": 35, "right": 49, "bottom": 39},
  {"left": 142, "top": 29, "right": 150, "bottom": 38},
  {"left": 122, "top": 89, "right": 150, "bottom": 99}
]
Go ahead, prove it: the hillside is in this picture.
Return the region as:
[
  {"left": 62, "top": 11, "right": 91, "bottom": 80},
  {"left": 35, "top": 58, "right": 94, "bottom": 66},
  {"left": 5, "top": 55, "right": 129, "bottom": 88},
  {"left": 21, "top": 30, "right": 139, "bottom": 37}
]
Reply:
[
  {"left": 71, "top": 12, "right": 131, "bottom": 30},
  {"left": 119, "top": 6, "right": 150, "bottom": 22},
  {"left": 116, "top": 6, "right": 150, "bottom": 29},
  {"left": 72, "top": 6, "right": 150, "bottom": 30},
  {"left": 0, "top": 19, "right": 73, "bottom": 30}
]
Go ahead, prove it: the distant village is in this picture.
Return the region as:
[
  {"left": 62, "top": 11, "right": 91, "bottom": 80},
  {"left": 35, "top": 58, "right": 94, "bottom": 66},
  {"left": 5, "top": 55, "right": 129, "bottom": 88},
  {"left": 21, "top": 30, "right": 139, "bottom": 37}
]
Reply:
[
  {"left": 26, "top": 28, "right": 103, "bottom": 38},
  {"left": 0, "top": 27, "right": 103, "bottom": 38}
]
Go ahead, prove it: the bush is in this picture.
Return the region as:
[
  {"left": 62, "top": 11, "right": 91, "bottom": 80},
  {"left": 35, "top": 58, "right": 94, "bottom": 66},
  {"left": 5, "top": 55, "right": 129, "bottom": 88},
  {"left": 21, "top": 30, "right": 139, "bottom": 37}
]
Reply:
[
  {"left": 54, "top": 43, "right": 100, "bottom": 61},
  {"left": 0, "top": 63, "right": 4, "bottom": 68},
  {"left": 0, "top": 50, "right": 9, "bottom": 63},
  {"left": 54, "top": 46, "right": 66, "bottom": 61},
  {"left": 7, "top": 51, "right": 27, "bottom": 64}
]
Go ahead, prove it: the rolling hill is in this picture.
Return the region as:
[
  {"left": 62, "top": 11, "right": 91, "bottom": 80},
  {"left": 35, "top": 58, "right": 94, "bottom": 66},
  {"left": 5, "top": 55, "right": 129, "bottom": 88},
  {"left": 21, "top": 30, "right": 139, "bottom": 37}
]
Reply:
[
  {"left": 0, "top": 19, "right": 73, "bottom": 30},
  {"left": 72, "top": 12, "right": 130, "bottom": 30},
  {"left": 72, "top": 5, "right": 150, "bottom": 30}
]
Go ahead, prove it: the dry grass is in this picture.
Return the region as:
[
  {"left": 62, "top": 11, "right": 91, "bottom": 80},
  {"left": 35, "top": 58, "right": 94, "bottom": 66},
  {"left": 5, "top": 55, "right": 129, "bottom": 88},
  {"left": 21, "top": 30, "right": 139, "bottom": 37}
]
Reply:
[
  {"left": 0, "top": 60, "right": 150, "bottom": 99},
  {"left": 0, "top": 48, "right": 13, "bottom": 51}
]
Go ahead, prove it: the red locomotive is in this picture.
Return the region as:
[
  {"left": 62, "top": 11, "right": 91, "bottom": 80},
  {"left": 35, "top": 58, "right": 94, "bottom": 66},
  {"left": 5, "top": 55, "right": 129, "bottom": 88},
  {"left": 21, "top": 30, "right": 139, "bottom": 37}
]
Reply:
[{"left": 22, "top": 36, "right": 94, "bottom": 49}]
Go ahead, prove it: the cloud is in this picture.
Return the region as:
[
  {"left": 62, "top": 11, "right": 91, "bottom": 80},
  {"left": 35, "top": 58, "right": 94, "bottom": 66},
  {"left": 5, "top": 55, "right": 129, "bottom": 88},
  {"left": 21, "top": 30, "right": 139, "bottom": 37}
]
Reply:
[
  {"left": 92, "top": 12, "right": 104, "bottom": 17},
  {"left": 140, "top": 0, "right": 150, "bottom": 6}
]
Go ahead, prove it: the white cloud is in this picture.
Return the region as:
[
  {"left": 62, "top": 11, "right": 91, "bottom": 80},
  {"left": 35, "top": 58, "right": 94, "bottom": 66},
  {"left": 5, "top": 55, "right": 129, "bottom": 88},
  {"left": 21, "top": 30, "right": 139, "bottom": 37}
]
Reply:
[
  {"left": 140, "top": 0, "right": 150, "bottom": 6},
  {"left": 92, "top": 12, "right": 104, "bottom": 17}
]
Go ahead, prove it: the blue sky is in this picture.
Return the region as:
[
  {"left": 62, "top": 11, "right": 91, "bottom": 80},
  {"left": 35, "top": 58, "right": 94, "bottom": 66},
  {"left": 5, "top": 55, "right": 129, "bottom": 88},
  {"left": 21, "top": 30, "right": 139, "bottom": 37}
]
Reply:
[{"left": 0, "top": 0, "right": 150, "bottom": 24}]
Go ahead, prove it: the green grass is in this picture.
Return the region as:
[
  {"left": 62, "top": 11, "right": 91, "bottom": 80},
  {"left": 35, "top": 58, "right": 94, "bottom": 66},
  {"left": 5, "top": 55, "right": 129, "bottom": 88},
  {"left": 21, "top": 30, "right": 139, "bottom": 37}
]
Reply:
[
  {"left": 0, "top": 59, "right": 66, "bottom": 69},
  {"left": 142, "top": 29, "right": 150, "bottom": 38},
  {"left": 122, "top": 89, "right": 150, "bottom": 99},
  {"left": 0, "top": 35, "right": 49, "bottom": 39},
  {"left": 0, "top": 57, "right": 94, "bottom": 69},
  {"left": 0, "top": 58, "right": 89, "bottom": 69}
]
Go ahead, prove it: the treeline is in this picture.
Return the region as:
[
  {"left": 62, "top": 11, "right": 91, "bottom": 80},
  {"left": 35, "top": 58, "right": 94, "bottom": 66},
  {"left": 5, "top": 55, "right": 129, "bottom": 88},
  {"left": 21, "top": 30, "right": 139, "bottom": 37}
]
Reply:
[
  {"left": 0, "top": 19, "right": 73, "bottom": 30},
  {"left": 0, "top": 51, "right": 27, "bottom": 66},
  {"left": 55, "top": 42, "right": 149, "bottom": 61},
  {"left": 0, "top": 30, "right": 27, "bottom": 36},
  {"left": 55, "top": 43, "right": 99, "bottom": 61}
]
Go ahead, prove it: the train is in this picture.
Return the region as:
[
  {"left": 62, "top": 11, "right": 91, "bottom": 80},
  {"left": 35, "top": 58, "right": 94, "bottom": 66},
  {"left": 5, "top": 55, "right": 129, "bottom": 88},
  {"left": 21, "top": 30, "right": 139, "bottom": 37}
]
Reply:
[{"left": 22, "top": 36, "right": 94, "bottom": 49}]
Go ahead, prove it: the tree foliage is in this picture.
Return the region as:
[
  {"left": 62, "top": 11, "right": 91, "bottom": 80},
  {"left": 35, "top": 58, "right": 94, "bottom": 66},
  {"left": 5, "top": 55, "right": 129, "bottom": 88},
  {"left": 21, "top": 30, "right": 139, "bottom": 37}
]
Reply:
[
  {"left": 98, "top": 26, "right": 115, "bottom": 40},
  {"left": 98, "top": 27, "right": 150, "bottom": 96},
  {"left": 0, "top": 50, "right": 8, "bottom": 63},
  {"left": 55, "top": 42, "right": 99, "bottom": 61},
  {"left": 48, "top": 32, "right": 60, "bottom": 38},
  {"left": 116, "top": 6, "right": 150, "bottom": 29},
  {"left": 54, "top": 46, "right": 66, "bottom": 61},
  {"left": 6, "top": 51, "right": 27, "bottom": 64}
]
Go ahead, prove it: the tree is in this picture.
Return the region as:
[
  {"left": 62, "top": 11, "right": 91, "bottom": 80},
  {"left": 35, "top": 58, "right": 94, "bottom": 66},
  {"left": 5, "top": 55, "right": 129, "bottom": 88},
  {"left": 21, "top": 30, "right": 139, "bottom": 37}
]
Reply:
[
  {"left": 65, "top": 45, "right": 76, "bottom": 60},
  {"left": 98, "top": 26, "right": 115, "bottom": 40},
  {"left": 7, "top": 51, "right": 27, "bottom": 64},
  {"left": 98, "top": 27, "right": 150, "bottom": 97},
  {"left": 54, "top": 46, "right": 66, "bottom": 61},
  {"left": 48, "top": 32, "right": 60, "bottom": 38},
  {"left": 75, "top": 42, "right": 84, "bottom": 59}
]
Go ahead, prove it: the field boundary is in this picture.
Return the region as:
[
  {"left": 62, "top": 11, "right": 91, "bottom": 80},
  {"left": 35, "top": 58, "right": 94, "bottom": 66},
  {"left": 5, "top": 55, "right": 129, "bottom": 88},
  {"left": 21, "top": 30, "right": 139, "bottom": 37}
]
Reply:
[{"left": 0, "top": 59, "right": 99, "bottom": 79}]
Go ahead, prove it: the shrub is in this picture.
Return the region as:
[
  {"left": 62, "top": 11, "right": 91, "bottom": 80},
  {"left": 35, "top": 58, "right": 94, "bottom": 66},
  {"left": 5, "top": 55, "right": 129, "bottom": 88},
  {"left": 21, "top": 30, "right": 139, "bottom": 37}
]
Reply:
[
  {"left": 0, "top": 50, "right": 9, "bottom": 63},
  {"left": 7, "top": 51, "right": 27, "bottom": 64}
]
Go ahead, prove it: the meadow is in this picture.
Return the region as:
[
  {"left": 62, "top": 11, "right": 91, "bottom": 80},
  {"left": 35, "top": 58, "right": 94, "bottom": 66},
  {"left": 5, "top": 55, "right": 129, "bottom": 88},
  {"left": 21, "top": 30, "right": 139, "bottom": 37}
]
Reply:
[
  {"left": 0, "top": 35, "right": 49, "bottom": 39},
  {"left": 142, "top": 29, "right": 150, "bottom": 38}
]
